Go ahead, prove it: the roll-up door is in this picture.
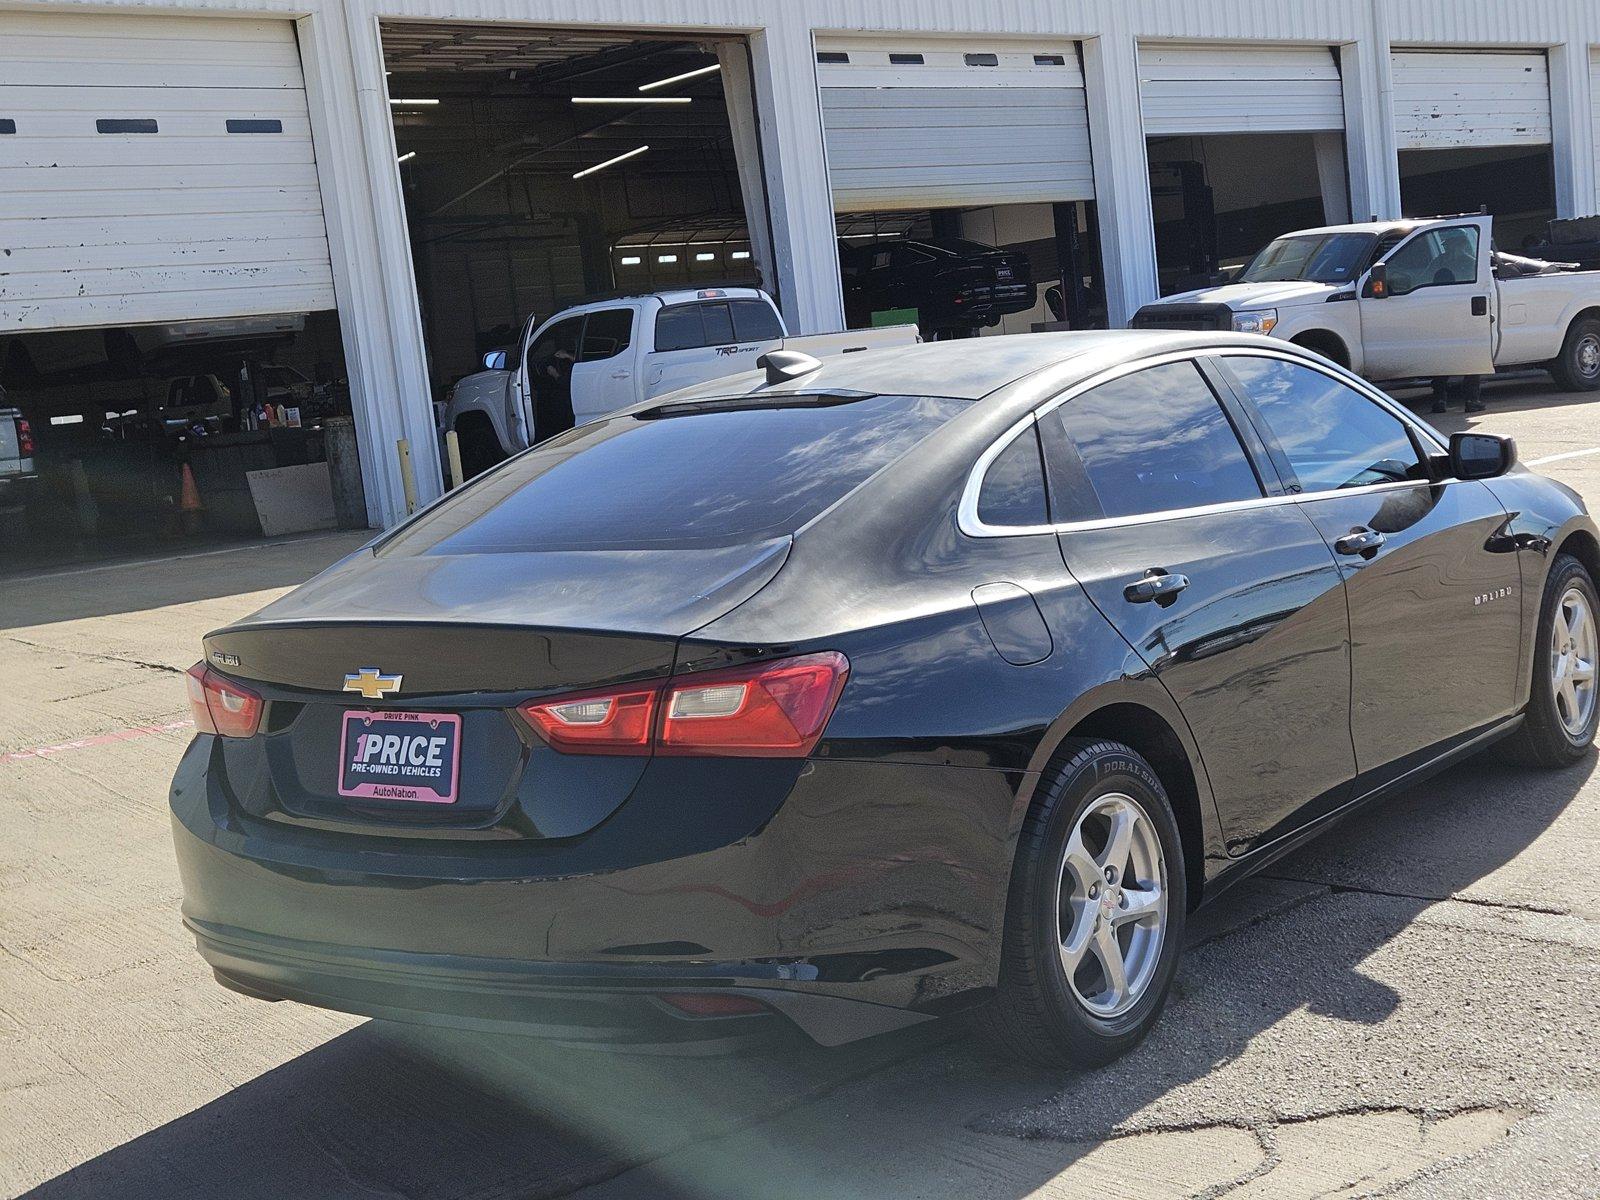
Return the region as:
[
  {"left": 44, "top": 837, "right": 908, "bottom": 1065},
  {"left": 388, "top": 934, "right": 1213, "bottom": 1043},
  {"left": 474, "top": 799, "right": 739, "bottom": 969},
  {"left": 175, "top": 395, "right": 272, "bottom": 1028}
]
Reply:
[
  {"left": 1138, "top": 42, "right": 1344, "bottom": 135},
  {"left": 0, "top": 12, "right": 337, "bottom": 332},
  {"left": 1391, "top": 50, "right": 1551, "bottom": 149},
  {"left": 815, "top": 35, "right": 1093, "bottom": 211}
]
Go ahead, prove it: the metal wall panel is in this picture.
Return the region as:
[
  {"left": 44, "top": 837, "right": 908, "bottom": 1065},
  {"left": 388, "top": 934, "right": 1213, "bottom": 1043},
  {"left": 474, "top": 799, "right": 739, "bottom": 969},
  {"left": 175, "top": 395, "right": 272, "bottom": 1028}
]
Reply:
[
  {"left": 1139, "top": 42, "right": 1344, "bottom": 134},
  {"left": 1392, "top": 49, "right": 1552, "bottom": 149},
  {"left": 0, "top": 11, "right": 336, "bottom": 331},
  {"left": 815, "top": 34, "right": 1094, "bottom": 210}
]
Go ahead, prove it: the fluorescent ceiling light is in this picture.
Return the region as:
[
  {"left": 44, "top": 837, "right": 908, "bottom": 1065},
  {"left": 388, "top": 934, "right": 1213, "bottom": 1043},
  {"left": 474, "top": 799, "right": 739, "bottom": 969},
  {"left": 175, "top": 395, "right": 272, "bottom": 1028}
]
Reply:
[
  {"left": 695, "top": 252, "right": 715, "bottom": 261},
  {"left": 51, "top": 414, "right": 84, "bottom": 426},
  {"left": 389, "top": 98, "right": 439, "bottom": 106},
  {"left": 396, "top": 151, "right": 416, "bottom": 164},
  {"left": 730, "top": 250, "right": 751, "bottom": 259},
  {"left": 657, "top": 254, "right": 678, "bottom": 263},
  {"left": 571, "top": 96, "right": 690, "bottom": 105},
  {"left": 638, "top": 63, "right": 721, "bottom": 92},
  {"left": 620, "top": 255, "right": 642, "bottom": 265},
  {"left": 572, "top": 143, "right": 648, "bottom": 179}
]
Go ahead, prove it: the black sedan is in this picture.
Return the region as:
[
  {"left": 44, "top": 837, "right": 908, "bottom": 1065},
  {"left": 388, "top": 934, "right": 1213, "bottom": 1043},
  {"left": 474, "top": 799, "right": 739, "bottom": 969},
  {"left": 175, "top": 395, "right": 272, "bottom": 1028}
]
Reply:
[{"left": 172, "top": 332, "right": 1599, "bottom": 1066}]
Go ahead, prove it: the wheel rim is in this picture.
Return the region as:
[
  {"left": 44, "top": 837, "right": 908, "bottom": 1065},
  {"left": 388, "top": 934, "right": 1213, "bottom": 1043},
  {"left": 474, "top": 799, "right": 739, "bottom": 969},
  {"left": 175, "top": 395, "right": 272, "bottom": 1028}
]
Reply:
[
  {"left": 1552, "top": 586, "right": 1598, "bottom": 738},
  {"left": 1577, "top": 334, "right": 1600, "bottom": 379},
  {"left": 1054, "top": 792, "right": 1168, "bottom": 1018}
]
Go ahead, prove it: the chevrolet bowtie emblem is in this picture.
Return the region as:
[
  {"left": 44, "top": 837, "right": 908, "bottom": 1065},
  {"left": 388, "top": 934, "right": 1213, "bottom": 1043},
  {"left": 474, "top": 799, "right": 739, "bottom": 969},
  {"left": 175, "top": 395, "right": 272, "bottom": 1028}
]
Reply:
[{"left": 343, "top": 667, "right": 403, "bottom": 700}]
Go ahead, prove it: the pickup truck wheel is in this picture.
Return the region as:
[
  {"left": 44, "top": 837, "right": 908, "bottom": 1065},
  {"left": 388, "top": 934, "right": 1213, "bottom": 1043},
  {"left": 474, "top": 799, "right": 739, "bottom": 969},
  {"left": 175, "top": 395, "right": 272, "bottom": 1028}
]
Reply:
[{"left": 1550, "top": 317, "right": 1600, "bottom": 392}]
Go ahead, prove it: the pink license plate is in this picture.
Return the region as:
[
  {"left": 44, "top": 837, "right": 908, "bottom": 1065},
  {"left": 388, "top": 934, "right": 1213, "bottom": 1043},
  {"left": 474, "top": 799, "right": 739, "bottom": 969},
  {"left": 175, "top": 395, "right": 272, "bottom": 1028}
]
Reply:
[{"left": 338, "top": 710, "right": 461, "bottom": 804}]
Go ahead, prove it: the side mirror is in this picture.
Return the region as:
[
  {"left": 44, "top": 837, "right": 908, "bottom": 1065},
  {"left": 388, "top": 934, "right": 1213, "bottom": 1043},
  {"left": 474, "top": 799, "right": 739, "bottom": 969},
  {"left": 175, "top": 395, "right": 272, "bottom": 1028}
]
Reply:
[
  {"left": 482, "top": 349, "right": 508, "bottom": 371},
  {"left": 1363, "top": 261, "right": 1389, "bottom": 299},
  {"left": 1450, "top": 431, "right": 1516, "bottom": 480}
]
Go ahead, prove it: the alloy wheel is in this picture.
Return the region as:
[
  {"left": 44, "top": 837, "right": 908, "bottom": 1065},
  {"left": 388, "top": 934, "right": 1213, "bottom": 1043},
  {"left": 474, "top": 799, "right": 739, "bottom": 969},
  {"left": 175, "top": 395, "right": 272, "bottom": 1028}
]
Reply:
[
  {"left": 1054, "top": 792, "right": 1168, "bottom": 1018},
  {"left": 1552, "top": 585, "right": 1598, "bottom": 738}
]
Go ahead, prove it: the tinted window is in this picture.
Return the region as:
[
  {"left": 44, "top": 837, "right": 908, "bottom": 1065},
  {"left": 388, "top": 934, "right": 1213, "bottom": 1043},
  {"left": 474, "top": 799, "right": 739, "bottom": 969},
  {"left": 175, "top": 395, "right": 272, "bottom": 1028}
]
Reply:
[
  {"left": 655, "top": 302, "right": 736, "bottom": 352},
  {"left": 528, "top": 315, "right": 582, "bottom": 372},
  {"left": 381, "top": 394, "right": 967, "bottom": 553},
  {"left": 1384, "top": 225, "right": 1479, "bottom": 294},
  {"left": 579, "top": 309, "right": 633, "bottom": 362},
  {"left": 977, "top": 425, "right": 1049, "bottom": 527},
  {"left": 730, "top": 299, "right": 782, "bottom": 342},
  {"left": 1226, "top": 357, "right": 1423, "bottom": 492},
  {"left": 1042, "top": 361, "right": 1262, "bottom": 520}
]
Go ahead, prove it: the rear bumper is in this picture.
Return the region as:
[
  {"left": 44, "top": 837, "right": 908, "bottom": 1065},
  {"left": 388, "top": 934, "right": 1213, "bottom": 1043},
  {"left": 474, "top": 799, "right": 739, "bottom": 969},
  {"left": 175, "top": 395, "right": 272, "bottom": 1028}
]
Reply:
[
  {"left": 170, "top": 737, "right": 1022, "bottom": 1047},
  {"left": 191, "top": 917, "right": 930, "bottom": 1049}
]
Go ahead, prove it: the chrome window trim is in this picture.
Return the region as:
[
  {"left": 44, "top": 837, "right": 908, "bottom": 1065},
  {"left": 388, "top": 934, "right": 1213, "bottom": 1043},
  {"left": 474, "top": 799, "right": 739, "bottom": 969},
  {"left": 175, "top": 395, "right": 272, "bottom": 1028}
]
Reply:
[{"left": 958, "top": 344, "right": 1451, "bottom": 540}]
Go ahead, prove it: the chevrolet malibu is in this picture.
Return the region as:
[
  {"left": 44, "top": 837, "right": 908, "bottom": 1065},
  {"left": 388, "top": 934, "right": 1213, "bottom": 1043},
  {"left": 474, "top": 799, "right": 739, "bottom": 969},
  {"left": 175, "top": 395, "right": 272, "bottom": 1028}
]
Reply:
[{"left": 171, "top": 332, "right": 1599, "bottom": 1066}]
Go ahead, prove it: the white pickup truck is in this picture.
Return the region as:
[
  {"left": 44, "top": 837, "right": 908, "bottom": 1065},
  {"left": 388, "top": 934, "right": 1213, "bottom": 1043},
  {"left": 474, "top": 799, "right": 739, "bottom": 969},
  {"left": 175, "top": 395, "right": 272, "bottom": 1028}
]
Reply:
[
  {"left": 441, "top": 286, "right": 918, "bottom": 475},
  {"left": 1131, "top": 214, "right": 1600, "bottom": 392}
]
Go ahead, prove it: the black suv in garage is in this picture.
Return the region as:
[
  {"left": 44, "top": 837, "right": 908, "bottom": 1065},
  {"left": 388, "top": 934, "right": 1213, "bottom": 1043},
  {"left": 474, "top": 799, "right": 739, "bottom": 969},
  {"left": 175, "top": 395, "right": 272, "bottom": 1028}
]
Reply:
[{"left": 840, "top": 238, "right": 1035, "bottom": 335}]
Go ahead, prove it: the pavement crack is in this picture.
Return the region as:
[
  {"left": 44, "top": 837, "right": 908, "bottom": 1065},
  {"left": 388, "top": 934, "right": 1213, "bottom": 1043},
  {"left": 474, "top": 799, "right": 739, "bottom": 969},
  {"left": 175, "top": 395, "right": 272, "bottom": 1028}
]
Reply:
[
  {"left": 3, "top": 635, "right": 184, "bottom": 675},
  {"left": 1259, "top": 873, "right": 1570, "bottom": 917}
]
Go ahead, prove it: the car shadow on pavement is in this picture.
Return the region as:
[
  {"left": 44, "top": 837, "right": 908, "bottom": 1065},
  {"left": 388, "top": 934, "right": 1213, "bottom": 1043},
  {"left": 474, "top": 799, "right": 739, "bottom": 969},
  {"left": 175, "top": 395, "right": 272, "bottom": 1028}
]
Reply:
[
  {"left": 22, "top": 749, "right": 1594, "bottom": 1200},
  {"left": 0, "top": 530, "right": 369, "bottom": 630}
]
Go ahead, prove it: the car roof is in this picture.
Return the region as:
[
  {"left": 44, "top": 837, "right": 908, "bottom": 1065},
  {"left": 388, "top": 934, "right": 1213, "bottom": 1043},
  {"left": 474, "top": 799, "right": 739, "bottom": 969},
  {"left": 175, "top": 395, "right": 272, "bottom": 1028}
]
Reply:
[{"left": 651, "top": 330, "right": 1286, "bottom": 404}]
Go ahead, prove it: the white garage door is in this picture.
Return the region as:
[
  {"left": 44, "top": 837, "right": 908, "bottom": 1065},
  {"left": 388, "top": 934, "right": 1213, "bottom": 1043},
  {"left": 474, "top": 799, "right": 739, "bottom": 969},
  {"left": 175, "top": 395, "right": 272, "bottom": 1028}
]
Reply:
[
  {"left": 1391, "top": 50, "right": 1551, "bottom": 149},
  {"left": 815, "top": 36, "right": 1093, "bottom": 211},
  {"left": 1138, "top": 43, "right": 1344, "bottom": 135},
  {"left": 0, "top": 12, "right": 336, "bottom": 332}
]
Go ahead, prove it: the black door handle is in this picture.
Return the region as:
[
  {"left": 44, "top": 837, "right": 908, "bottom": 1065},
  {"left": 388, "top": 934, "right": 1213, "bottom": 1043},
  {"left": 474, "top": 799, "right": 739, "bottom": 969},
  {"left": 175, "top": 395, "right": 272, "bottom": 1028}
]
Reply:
[
  {"left": 1334, "top": 528, "right": 1387, "bottom": 558},
  {"left": 1124, "top": 569, "right": 1190, "bottom": 606},
  {"left": 1471, "top": 296, "right": 1488, "bottom": 317}
]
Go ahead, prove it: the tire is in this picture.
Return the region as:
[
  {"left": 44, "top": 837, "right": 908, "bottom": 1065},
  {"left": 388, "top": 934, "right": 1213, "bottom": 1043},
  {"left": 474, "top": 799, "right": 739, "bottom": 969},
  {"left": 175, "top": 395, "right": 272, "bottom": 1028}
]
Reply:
[
  {"left": 1500, "top": 553, "right": 1600, "bottom": 767},
  {"left": 1548, "top": 317, "right": 1600, "bottom": 392},
  {"left": 980, "top": 738, "right": 1188, "bottom": 1068},
  {"left": 455, "top": 420, "right": 505, "bottom": 481}
]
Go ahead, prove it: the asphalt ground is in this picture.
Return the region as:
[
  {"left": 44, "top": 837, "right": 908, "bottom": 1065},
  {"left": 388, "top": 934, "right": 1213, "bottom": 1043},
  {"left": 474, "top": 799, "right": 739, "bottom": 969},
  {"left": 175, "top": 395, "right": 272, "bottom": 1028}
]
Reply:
[{"left": 3, "top": 373, "right": 1599, "bottom": 1199}]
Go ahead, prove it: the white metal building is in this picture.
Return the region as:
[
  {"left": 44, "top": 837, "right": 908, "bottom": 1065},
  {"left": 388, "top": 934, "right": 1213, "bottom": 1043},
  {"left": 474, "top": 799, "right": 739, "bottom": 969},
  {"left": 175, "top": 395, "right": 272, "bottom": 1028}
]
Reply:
[{"left": 4, "top": 0, "right": 1600, "bottom": 534}]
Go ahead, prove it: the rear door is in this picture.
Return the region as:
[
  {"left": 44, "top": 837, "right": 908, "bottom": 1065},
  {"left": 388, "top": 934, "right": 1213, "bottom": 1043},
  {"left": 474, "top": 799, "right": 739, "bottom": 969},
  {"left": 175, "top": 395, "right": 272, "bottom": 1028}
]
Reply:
[
  {"left": 1359, "top": 218, "right": 1494, "bottom": 378},
  {"left": 1216, "top": 351, "right": 1523, "bottom": 785},
  {"left": 568, "top": 306, "right": 637, "bottom": 424},
  {"left": 1039, "top": 357, "right": 1355, "bottom": 853}
]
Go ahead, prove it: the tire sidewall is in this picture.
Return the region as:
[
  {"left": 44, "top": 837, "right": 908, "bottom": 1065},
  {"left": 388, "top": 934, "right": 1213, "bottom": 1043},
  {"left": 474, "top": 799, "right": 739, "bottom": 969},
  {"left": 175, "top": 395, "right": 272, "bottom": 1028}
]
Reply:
[
  {"left": 1534, "top": 556, "right": 1600, "bottom": 753},
  {"left": 1560, "top": 319, "right": 1600, "bottom": 390},
  {"left": 1023, "top": 745, "right": 1188, "bottom": 1050}
]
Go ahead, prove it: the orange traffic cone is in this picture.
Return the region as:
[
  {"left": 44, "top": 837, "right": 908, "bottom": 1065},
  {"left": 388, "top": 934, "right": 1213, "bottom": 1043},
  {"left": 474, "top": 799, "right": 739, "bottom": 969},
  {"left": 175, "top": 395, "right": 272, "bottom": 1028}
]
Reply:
[{"left": 179, "top": 463, "right": 204, "bottom": 533}]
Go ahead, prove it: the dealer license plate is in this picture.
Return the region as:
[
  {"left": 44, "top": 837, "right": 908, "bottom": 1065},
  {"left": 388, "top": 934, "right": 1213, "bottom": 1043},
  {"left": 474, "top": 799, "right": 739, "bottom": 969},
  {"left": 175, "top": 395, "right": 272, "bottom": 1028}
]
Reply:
[{"left": 338, "top": 710, "right": 461, "bottom": 804}]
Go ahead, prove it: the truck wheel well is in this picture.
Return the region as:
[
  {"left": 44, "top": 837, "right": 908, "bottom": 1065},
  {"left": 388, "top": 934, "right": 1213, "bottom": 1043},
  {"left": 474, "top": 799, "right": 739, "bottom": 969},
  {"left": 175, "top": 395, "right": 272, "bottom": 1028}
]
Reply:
[
  {"left": 1290, "top": 330, "right": 1350, "bottom": 369},
  {"left": 1054, "top": 704, "right": 1207, "bottom": 912},
  {"left": 452, "top": 410, "right": 506, "bottom": 479},
  {"left": 1564, "top": 307, "right": 1600, "bottom": 339}
]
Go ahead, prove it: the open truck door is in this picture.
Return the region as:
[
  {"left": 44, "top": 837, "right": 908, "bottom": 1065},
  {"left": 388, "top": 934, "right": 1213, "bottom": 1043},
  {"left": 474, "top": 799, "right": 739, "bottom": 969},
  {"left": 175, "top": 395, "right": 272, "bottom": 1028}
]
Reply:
[{"left": 1358, "top": 215, "right": 1495, "bottom": 379}]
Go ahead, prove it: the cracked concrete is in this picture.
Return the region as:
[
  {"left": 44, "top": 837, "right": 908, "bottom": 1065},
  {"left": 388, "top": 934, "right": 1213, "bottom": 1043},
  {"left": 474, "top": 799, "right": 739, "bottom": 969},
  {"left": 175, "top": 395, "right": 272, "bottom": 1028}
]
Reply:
[{"left": 4, "top": 382, "right": 1600, "bottom": 1199}]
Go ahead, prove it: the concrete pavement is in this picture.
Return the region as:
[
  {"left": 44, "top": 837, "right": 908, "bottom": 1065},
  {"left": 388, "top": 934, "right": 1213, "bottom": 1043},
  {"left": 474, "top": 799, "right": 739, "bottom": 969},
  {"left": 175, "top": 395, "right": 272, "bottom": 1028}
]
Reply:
[{"left": 3, "top": 377, "right": 1600, "bottom": 1199}]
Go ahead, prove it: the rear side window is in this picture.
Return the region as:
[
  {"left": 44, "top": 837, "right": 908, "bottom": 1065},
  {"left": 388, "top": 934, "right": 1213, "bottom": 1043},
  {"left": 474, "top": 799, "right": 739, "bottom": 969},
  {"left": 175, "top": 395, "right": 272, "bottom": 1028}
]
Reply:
[
  {"left": 730, "top": 299, "right": 783, "bottom": 342},
  {"left": 381, "top": 394, "right": 968, "bottom": 553},
  {"left": 1040, "top": 361, "right": 1262, "bottom": 520},
  {"left": 1224, "top": 357, "right": 1424, "bottom": 492},
  {"left": 579, "top": 309, "right": 633, "bottom": 362},
  {"left": 654, "top": 302, "right": 736, "bottom": 352},
  {"left": 976, "top": 424, "right": 1049, "bottom": 527}
]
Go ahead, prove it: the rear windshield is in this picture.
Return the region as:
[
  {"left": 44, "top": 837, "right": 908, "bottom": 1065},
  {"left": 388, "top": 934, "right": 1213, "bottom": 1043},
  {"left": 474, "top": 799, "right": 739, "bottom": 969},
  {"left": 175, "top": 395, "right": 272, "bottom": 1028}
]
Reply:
[{"left": 382, "top": 394, "right": 966, "bottom": 554}]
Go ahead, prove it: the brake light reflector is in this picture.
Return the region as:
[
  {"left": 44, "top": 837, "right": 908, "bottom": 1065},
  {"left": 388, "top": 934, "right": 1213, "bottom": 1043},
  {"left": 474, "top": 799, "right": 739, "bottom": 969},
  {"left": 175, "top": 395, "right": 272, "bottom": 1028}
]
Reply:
[
  {"left": 517, "top": 652, "right": 849, "bottom": 759},
  {"left": 659, "top": 651, "right": 848, "bottom": 758},
  {"left": 185, "top": 662, "right": 263, "bottom": 738},
  {"left": 519, "top": 686, "right": 658, "bottom": 755},
  {"left": 657, "top": 992, "right": 769, "bottom": 1018}
]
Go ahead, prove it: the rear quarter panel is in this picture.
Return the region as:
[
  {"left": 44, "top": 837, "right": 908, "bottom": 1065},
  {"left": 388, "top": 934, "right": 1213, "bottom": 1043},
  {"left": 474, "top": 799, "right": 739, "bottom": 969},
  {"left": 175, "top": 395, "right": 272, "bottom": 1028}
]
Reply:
[{"left": 1493, "top": 272, "right": 1600, "bottom": 365}]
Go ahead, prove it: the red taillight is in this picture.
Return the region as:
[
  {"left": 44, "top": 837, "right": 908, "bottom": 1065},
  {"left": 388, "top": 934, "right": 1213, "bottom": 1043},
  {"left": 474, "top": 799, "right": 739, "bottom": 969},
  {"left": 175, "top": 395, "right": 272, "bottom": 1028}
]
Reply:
[
  {"left": 16, "top": 418, "right": 34, "bottom": 456},
  {"left": 517, "top": 651, "right": 848, "bottom": 759},
  {"left": 657, "top": 652, "right": 849, "bottom": 758},
  {"left": 518, "top": 685, "right": 659, "bottom": 756},
  {"left": 185, "top": 662, "right": 263, "bottom": 739}
]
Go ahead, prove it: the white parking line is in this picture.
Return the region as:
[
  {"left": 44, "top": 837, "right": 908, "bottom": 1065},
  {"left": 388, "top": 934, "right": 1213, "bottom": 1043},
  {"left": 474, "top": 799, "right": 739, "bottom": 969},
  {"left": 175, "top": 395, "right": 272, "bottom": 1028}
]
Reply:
[{"left": 1528, "top": 446, "right": 1600, "bottom": 467}]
